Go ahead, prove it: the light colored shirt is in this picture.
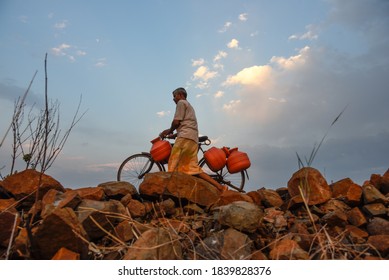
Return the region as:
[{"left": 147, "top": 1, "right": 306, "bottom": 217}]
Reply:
[{"left": 174, "top": 100, "right": 198, "bottom": 143}]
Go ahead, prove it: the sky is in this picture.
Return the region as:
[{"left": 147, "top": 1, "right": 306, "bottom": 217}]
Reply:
[{"left": 0, "top": 0, "right": 388, "bottom": 192}]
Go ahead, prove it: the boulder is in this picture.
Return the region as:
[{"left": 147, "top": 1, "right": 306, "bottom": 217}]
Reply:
[
  {"left": 217, "top": 201, "right": 263, "bottom": 233},
  {"left": 0, "top": 169, "right": 65, "bottom": 207},
  {"left": 367, "top": 235, "right": 389, "bottom": 256},
  {"left": 98, "top": 181, "right": 137, "bottom": 199},
  {"left": 347, "top": 207, "right": 367, "bottom": 227},
  {"left": 123, "top": 228, "right": 182, "bottom": 260},
  {"left": 213, "top": 190, "right": 253, "bottom": 207},
  {"left": 362, "top": 183, "right": 387, "bottom": 204},
  {"left": 220, "top": 228, "right": 253, "bottom": 260},
  {"left": 0, "top": 210, "right": 20, "bottom": 247},
  {"left": 287, "top": 167, "right": 332, "bottom": 205},
  {"left": 139, "top": 172, "right": 220, "bottom": 207},
  {"left": 32, "top": 207, "right": 89, "bottom": 259},
  {"left": 269, "top": 238, "right": 309, "bottom": 260},
  {"left": 257, "top": 188, "right": 284, "bottom": 208},
  {"left": 77, "top": 199, "right": 127, "bottom": 240},
  {"left": 366, "top": 217, "right": 389, "bottom": 235},
  {"left": 330, "top": 178, "right": 362, "bottom": 205},
  {"left": 51, "top": 247, "right": 80, "bottom": 260},
  {"left": 74, "top": 187, "right": 105, "bottom": 201}
]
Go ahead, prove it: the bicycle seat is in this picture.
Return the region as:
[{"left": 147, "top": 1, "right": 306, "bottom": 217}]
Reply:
[{"left": 198, "top": 136, "right": 208, "bottom": 143}]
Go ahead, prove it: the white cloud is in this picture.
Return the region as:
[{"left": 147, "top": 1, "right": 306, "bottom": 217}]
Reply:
[
  {"left": 54, "top": 20, "right": 68, "bottom": 30},
  {"left": 214, "top": 91, "right": 224, "bottom": 98},
  {"left": 157, "top": 111, "right": 170, "bottom": 117},
  {"left": 192, "top": 58, "right": 205, "bottom": 66},
  {"left": 51, "top": 43, "right": 71, "bottom": 56},
  {"left": 289, "top": 24, "right": 319, "bottom": 41},
  {"left": 192, "top": 65, "right": 217, "bottom": 81},
  {"left": 270, "top": 46, "right": 310, "bottom": 69},
  {"left": 239, "top": 13, "right": 248, "bottom": 21},
  {"left": 223, "top": 99, "right": 241, "bottom": 113},
  {"left": 224, "top": 65, "right": 273, "bottom": 88},
  {"left": 95, "top": 58, "right": 107, "bottom": 68},
  {"left": 227, "top": 38, "right": 240, "bottom": 49},
  {"left": 214, "top": 51, "right": 228, "bottom": 62},
  {"left": 219, "top": 21, "right": 232, "bottom": 33}
]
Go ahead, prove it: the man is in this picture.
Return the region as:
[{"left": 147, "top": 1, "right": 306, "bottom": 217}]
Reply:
[{"left": 159, "top": 87, "right": 226, "bottom": 192}]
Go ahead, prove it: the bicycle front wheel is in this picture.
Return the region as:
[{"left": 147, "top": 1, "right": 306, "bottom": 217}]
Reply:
[
  {"left": 199, "top": 158, "right": 245, "bottom": 192},
  {"left": 117, "top": 153, "right": 163, "bottom": 189}
]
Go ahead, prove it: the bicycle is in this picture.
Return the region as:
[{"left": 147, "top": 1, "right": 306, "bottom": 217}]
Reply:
[{"left": 117, "top": 136, "right": 249, "bottom": 192}]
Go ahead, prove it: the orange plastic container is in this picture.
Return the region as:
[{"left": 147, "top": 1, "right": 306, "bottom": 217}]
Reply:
[
  {"left": 204, "top": 147, "right": 227, "bottom": 172},
  {"left": 150, "top": 137, "right": 172, "bottom": 162},
  {"left": 226, "top": 148, "right": 251, "bottom": 173}
]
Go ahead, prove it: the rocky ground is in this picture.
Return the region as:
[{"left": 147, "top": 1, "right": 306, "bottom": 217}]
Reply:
[{"left": 0, "top": 167, "right": 388, "bottom": 260}]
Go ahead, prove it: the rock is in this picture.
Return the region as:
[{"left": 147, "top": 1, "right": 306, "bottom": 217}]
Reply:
[
  {"left": 367, "top": 235, "right": 389, "bottom": 256},
  {"left": 257, "top": 188, "right": 284, "bottom": 208},
  {"left": 98, "top": 181, "right": 138, "bottom": 199},
  {"left": 362, "top": 183, "right": 387, "bottom": 204},
  {"left": 370, "top": 171, "right": 389, "bottom": 195},
  {"left": 51, "top": 247, "right": 80, "bottom": 260},
  {"left": 77, "top": 199, "right": 127, "bottom": 240},
  {"left": 123, "top": 228, "right": 182, "bottom": 260},
  {"left": 0, "top": 198, "right": 17, "bottom": 211},
  {"left": 41, "top": 189, "right": 82, "bottom": 218},
  {"left": 33, "top": 207, "right": 89, "bottom": 259},
  {"left": 366, "top": 217, "right": 389, "bottom": 235},
  {"left": 331, "top": 178, "right": 362, "bottom": 205},
  {"left": 362, "top": 203, "right": 387, "bottom": 217},
  {"left": 0, "top": 169, "right": 65, "bottom": 208},
  {"left": 345, "top": 225, "right": 369, "bottom": 244},
  {"left": 263, "top": 208, "right": 288, "bottom": 229},
  {"left": 139, "top": 172, "right": 220, "bottom": 207},
  {"left": 115, "top": 221, "right": 135, "bottom": 242},
  {"left": 74, "top": 187, "right": 105, "bottom": 201},
  {"left": 347, "top": 207, "right": 367, "bottom": 227},
  {"left": 321, "top": 210, "right": 348, "bottom": 227},
  {"left": 125, "top": 199, "right": 146, "bottom": 218},
  {"left": 269, "top": 239, "right": 309, "bottom": 260},
  {"left": 287, "top": 167, "right": 332, "bottom": 205},
  {"left": 320, "top": 199, "right": 351, "bottom": 214},
  {"left": 220, "top": 228, "right": 253, "bottom": 260},
  {"left": 0, "top": 210, "right": 20, "bottom": 247},
  {"left": 213, "top": 190, "right": 253, "bottom": 207},
  {"left": 217, "top": 201, "right": 263, "bottom": 233}
]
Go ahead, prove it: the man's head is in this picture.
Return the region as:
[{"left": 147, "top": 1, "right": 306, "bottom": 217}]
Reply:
[{"left": 172, "top": 87, "right": 187, "bottom": 103}]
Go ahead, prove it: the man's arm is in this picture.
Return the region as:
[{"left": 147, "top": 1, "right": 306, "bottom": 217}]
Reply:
[{"left": 160, "top": 119, "right": 181, "bottom": 138}]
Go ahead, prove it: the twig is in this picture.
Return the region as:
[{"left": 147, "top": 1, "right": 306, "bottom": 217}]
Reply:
[{"left": 5, "top": 213, "right": 19, "bottom": 260}]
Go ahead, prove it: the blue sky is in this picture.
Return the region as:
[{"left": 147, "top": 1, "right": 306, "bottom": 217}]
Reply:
[{"left": 1, "top": 0, "right": 388, "bottom": 191}]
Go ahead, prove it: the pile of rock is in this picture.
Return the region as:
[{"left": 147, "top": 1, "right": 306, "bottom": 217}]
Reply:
[{"left": 0, "top": 167, "right": 388, "bottom": 260}]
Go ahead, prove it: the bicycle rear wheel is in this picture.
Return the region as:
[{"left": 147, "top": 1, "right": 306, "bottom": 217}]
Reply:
[
  {"left": 117, "top": 153, "right": 163, "bottom": 189},
  {"left": 199, "top": 158, "right": 245, "bottom": 192}
]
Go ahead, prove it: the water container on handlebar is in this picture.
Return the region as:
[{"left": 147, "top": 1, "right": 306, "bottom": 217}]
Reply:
[
  {"left": 150, "top": 137, "right": 171, "bottom": 162},
  {"left": 204, "top": 147, "right": 227, "bottom": 172},
  {"left": 226, "top": 148, "right": 251, "bottom": 173}
]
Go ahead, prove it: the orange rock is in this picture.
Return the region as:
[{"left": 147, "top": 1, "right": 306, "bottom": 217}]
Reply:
[
  {"left": 287, "top": 167, "right": 332, "bottom": 205},
  {"left": 1, "top": 169, "right": 65, "bottom": 207},
  {"left": 269, "top": 239, "right": 309, "bottom": 260},
  {"left": 347, "top": 207, "right": 367, "bottom": 227},
  {"left": 331, "top": 178, "right": 362, "bottom": 205},
  {"left": 74, "top": 187, "right": 105, "bottom": 201},
  {"left": 51, "top": 247, "right": 80, "bottom": 260}
]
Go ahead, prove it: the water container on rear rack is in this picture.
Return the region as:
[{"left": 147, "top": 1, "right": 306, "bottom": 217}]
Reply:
[
  {"left": 226, "top": 148, "right": 251, "bottom": 173},
  {"left": 204, "top": 147, "right": 227, "bottom": 172}
]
